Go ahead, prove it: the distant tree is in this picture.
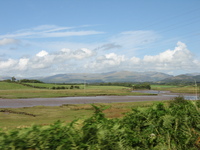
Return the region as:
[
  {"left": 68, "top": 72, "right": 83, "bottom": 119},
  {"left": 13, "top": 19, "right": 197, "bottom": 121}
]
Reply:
[
  {"left": 132, "top": 83, "right": 151, "bottom": 90},
  {"left": 11, "top": 76, "right": 16, "bottom": 82},
  {"left": 61, "top": 86, "right": 65, "bottom": 89},
  {"left": 56, "top": 87, "right": 61, "bottom": 89},
  {"left": 74, "top": 86, "right": 80, "bottom": 89}
]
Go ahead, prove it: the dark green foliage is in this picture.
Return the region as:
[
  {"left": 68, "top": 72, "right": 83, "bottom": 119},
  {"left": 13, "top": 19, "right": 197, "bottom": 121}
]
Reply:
[
  {"left": 19, "top": 79, "right": 43, "bottom": 83},
  {"left": 133, "top": 83, "right": 151, "bottom": 90},
  {"left": 74, "top": 85, "right": 80, "bottom": 89},
  {"left": 3, "top": 79, "right": 12, "bottom": 82},
  {"left": 0, "top": 98, "right": 200, "bottom": 149}
]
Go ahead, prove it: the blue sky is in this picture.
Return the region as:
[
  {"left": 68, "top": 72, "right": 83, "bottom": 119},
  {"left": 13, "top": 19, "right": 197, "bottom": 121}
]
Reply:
[{"left": 0, "top": 0, "right": 200, "bottom": 77}]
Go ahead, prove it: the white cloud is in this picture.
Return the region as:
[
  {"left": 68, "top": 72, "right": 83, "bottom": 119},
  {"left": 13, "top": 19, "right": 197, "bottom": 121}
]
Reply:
[
  {"left": 0, "top": 38, "right": 20, "bottom": 46},
  {"left": 84, "top": 41, "right": 200, "bottom": 73},
  {"left": 17, "top": 58, "right": 29, "bottom": 70},
  {"left": 0, "top": 25, "right": 104, "bottom": 39},
  {"left": 84, "top": 53, "right": 126, "bottom": 71},
  {"left": 73, "top": 48, "right": 95, "bottom": 59},
  {"left": 55, "top": 48, "right": 96, "bottom": 60},
  {"left": 0, "top": 59, "right": 17, "bottom": 69},
  {"left": 0, "top": 37, "right": 199, "bottom": 77},
  {"left": 143, "top": 41, "right": 195, "bottom": 71},
  {"left": 109, "top": 30, "right": 160, "bottom": 51},
  {"left": 130, "top": 57, "right": 141, "bottom": 64},
  {"left": 36, "top": 50, "right": 48, "bottom": 57},
  {"left": 0, "top": 47, "right": 96, "bottom": 75}
]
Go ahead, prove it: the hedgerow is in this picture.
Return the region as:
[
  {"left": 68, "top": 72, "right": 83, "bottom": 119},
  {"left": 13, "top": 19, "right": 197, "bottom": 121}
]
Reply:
[{"left": 0, "top": 97, "right": 200, "bottom": 149}]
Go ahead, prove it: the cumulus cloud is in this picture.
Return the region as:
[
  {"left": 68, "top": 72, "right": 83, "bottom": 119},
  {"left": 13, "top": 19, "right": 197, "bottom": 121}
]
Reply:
[
  {"left": 0, "top": 41, "right": 199, "bottom": 77},
  {"left": 0, "top": 38, "right": 20, "bottom": 46},
  {"left": 0, "top": 59, "right": 17, "bottom": 69},
  {"left": 36, "top": 50, "right": 49, "bottom": 57},
  {"left": 0, "top": 47, "right": 96, "bottom": 76},
  {"left": 84, "top": 53, "right": 126, "bottom": 71},
  {"left": 85, "top": 41, "right": 200, "bottom": 73},
  {"left": 55, "top": 48, "right": 96, "bottom": 60},
  {"left": 142, "top": 42, "right": 195, "bottom": 71},
  {"left": 17, "top": 58, "right": 29, "bottom": 70}
]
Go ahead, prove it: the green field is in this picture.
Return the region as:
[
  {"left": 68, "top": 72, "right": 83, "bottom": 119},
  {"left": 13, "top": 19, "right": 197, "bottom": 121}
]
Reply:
[
  {"left": 23, "top": 82, "right": 82, "bottom": 89},
  {"left": 0, "top": 82, "right": 154, "bottom": 99},
  {"left": 0, "top": 82, "right": 34, "bottom": 90},
  {"left": 151, "top": 84, "right": 198, "bottom": 94},
  {"left": 0, "top": 82, "right": 199, "bottom": 99},
  {"left": 0, "top": 101, "right": 166, "bottom": 130}
]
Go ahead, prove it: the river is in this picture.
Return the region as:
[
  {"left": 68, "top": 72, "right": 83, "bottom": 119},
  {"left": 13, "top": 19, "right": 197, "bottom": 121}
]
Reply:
[{"left": 0, "top": 90, "right": 197, "bottom": 108}]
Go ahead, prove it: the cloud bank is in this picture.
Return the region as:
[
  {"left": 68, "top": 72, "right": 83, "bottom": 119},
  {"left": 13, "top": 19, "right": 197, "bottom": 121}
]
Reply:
[{"left": 0, "top": 41, "right": 199, "bottom": 77}]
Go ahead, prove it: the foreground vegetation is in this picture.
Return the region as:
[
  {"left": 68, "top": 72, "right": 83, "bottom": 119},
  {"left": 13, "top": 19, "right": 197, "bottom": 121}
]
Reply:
[
  {"left": 0, "top": 97, "right": 199, "bottom": 149},
  {"left": 0, "top": 101, "right": 161, "bottom": 130}
]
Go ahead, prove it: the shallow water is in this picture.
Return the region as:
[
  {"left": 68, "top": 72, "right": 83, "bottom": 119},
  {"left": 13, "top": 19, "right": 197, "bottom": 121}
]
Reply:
[
  {"left": 132, "top": 90, "right": 198, "bottom": 100},
  {"left": 0, "top": 90, "right": 197, "bottom": 108},
  {"left": 132, "top": 90, "right": 171, "bottom": 94}
]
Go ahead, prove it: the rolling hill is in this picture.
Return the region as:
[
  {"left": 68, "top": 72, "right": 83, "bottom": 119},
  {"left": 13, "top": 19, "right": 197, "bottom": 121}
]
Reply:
[
  {"left": 3, "top": 71, "right": 200, "bottom": 84},
  {"left": 160, "top": 74, "right": 200, "bottom": 84},
  {"left": 39, "top": 71, "right": 173, "bottom": 83}
]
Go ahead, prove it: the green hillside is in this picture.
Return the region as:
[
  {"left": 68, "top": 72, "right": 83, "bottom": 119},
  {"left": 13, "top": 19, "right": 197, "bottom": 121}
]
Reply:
[{"left": 0, "top": 82, "right": 34, "bottom": 90}]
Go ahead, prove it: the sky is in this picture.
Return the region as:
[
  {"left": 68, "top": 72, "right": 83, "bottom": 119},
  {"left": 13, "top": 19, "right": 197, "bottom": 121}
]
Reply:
[{"left": 0, "top": 0, "right": 200, "bottom": 77}]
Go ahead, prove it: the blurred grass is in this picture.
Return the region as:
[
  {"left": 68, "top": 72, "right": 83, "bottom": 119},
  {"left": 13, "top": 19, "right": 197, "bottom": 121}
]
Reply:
[{"left": 0, "top": 101, "right": 167, "bottom": 130}]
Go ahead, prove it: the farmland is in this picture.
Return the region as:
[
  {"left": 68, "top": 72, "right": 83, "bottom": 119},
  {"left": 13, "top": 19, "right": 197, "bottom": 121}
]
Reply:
[
  {"left": 0, "top": 81, "right": 154, "bottom": 99},
  {"left": 151, "top": 84, "right": 199, "bottom": 94},
  {"left": 0, "top": 81, "right": 200, "bottom": 149}
]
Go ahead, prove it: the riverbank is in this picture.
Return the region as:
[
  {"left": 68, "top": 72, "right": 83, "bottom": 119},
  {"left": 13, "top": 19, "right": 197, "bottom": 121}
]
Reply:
[{"left": 0, "top": 93, "right": 195, "bottom": 108}]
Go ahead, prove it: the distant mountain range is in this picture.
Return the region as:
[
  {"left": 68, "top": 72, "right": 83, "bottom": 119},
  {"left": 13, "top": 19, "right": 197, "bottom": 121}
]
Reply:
[
  {"left": 39, "top": 71, "right": 173, "bottom": 83},
  {"left": 160, "top": 74, "right": 200, "bottom": 84},
  {"left": 1, "top": 71, "right": 200, "bottom": 84}
]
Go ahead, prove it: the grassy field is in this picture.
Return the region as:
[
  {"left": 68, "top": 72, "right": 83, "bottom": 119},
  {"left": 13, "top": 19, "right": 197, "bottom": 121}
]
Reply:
[
  {"left": 151, "top": 84, "right": 198, "bottom": 94},
  {"left": 0, "top": 82, "right": 34, "bottom": 90},
  {"left": 0, "top": 82, "right": 198, "bottom": 99},
  {"left": 0, "top": 101, "right": 167, "bottom": 130},
  {"left": 0, "top": 82, "right": 198, "bottom": 129},
  {"left": 22, "top": 82, "right": 82, "bottom": 89},
  {"left": 24, "top": 83, "right": 131, "bottom": 90},
  {"left": 0, "top": 82, "right": 154, "bottom": 99}
]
